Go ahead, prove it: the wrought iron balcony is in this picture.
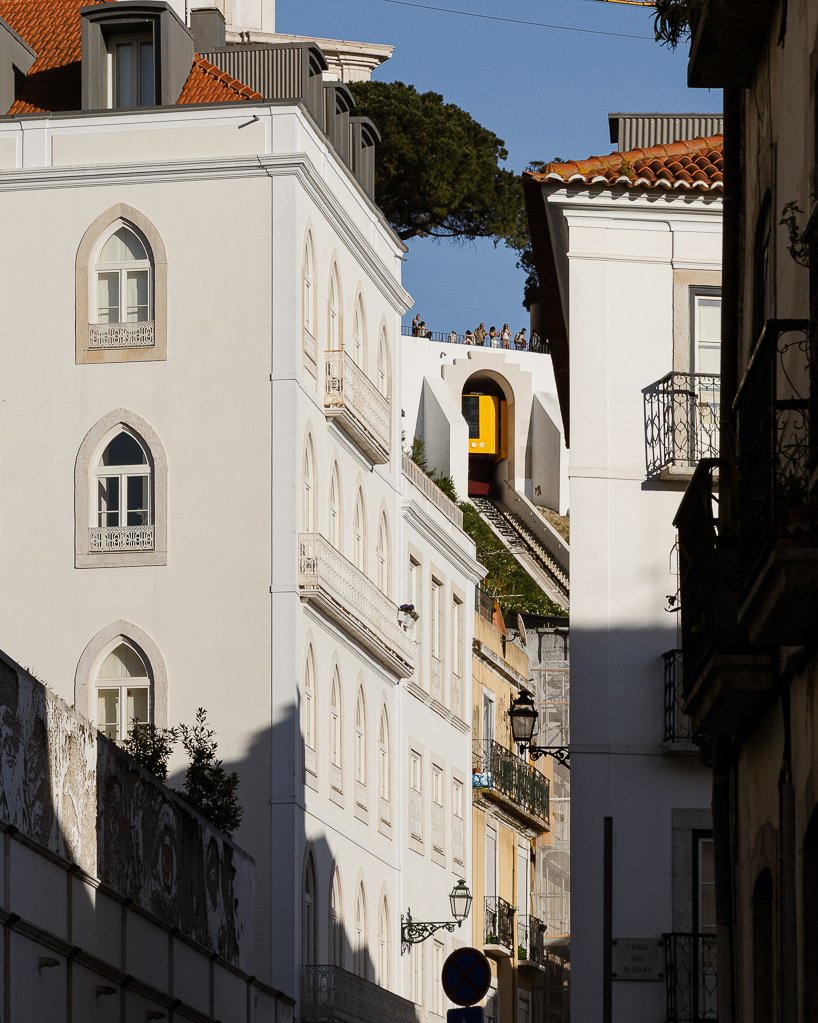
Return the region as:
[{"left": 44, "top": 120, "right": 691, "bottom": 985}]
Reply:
[
  {"left": 517, "top": 915, "right": 547, "bottom": 967},
  {"left": 484, "top": 896, "right": 515, "bottom": 954},
  {"left": 663, "top": 932, "right": 718, "bottom": 1022},
  {"left": 735, "top": 318, "right": 818, "bottom": 644},
  {"left": 472, "top": 739, "right": 550, "bottom": 833},
  {"left": 663, "top": 649, "right": 694, "bottom": 746},
  {"left": 89, "top": 320, "right": 155, "bottom": 349},
  {"left": 644, "top": 372, "right": 720, "bottom": 477},
  {"left": 324, "top": 349, "right": 391, "bottom": 464},
  {"left": 301, "top": 965, "right": 420, "bottom": 1023},
  {"left": 298, "top": 533, "right": 414, "bottom": 678}
]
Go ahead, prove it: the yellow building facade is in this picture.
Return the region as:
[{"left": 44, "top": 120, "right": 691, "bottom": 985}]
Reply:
[{"left": 471, "top": 608, "right": 552, "bottom": 1023}]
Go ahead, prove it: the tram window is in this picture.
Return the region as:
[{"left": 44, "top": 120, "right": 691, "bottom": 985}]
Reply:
[{"left": 462, "top": 396, "right": 480, "bottom": 438}]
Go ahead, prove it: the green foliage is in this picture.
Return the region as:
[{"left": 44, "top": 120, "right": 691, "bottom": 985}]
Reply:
[
  {"left": 652, "top": 0, "right": 703, "bottom": 48},
  {"left": 177, "top": 708, "right": 242, "bottom": 837},
  {"left": 460, "top": 502, "right": 564, "bottom": 616},
  {"left": 121, "top": 721, "right": 177, "bottom": 782},
  {"left": 349, "top": 80, "right": 524, "bottom": 245},
  {"left": 433, "top": 474, "right": 458, "bottom": 503},
  {"left": 410, "top": 434, "right": 428, "bottom": 472}
]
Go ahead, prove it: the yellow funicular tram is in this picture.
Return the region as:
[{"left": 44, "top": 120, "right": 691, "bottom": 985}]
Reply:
[{"left": 462, "top": 392, "right": 508, "bottom": 496}]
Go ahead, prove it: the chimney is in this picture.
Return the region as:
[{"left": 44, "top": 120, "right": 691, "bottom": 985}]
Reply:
[{"left": 190, "top": 8, "right": 226, "bottom": 50}]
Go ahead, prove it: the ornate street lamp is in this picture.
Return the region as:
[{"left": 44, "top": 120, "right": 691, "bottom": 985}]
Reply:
[
  {"left": 508, "top": 690, "right": 570, "bottom": 769},
  {"left": 401, "top": 880, "right": 472, "bottom": 954}
]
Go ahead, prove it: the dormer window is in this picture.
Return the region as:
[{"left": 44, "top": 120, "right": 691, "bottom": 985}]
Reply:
[{"left": 110, "top": 35, "right": 155, "bottom": 108}]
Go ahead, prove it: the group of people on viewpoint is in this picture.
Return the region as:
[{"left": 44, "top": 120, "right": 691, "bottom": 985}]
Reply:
[{"left": 410, "top": 314, "right": 543, "bottom": 352}]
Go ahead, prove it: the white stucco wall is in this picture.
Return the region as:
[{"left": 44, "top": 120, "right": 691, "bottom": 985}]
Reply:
[{"left": 541, "top": 189, "right": 722, "bottom": 1022}]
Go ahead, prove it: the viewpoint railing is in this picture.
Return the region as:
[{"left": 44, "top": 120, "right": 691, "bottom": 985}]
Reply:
[{"left": 401, "top": 325, "right": 549, "bottom": 353}]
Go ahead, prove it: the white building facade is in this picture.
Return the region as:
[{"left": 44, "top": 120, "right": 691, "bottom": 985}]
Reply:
[
  {"left": 525, "top": 133, "right": 723, "bottom": 1022},
  {"left": 0, "top": 3, "right": 479, "bottom": 1018}
]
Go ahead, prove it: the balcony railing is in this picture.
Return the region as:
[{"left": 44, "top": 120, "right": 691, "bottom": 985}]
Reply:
[
  {"left": 674, "top": 460, "right": 720, "bottom": 699},
  {"left": 298, "top": 533, "right": 414, "bottom": 677},
  {"left": 484, "top": 896, "right": 515, "bottom": 952},
  {"left": 736, "top": 319, "right": 814, "bottom": 599},
  {"left": 644, "top": 372, "right": 720, "bottom": 477},
  {"left": 301, "top": 965, "right": 420, "bottom": 1023},
  {"left": 89, "top": 525, "right": 155, "bottom": 551},
  {"left": 663, "top": 649, "right": 694, "bottom": 744},
  {"left": 663, "top": 933, "right": 718, "bottom": 1022},
  {"left": 402, "top": 453, "right": 464, "bottom": 529},
  {"left": 472, "top": 739, "right": 550, "bottom": 828},
  {"left": 89, "top": 320, "right": 155, "bottom": 349},
  {"left": 517, "top": 915, "right": 547, "bottom": 966},
  {"left": 325, "top": 350, "right": 390, "bottom": 463}
]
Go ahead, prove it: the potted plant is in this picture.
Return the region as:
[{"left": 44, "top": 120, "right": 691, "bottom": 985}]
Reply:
[
  {"left": 486, "top": 932, "right": 498, "bottom": 945},
  {"left": 517, "top": 944, "right": 528, "bottom": 960},
  {"left": 398, "top": 603, "right": 419, "bottom": 629}
]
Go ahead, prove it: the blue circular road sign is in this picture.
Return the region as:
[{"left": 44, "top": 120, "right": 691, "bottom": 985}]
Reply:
[{"left": 441, "top": 947, "right": 492, "bottom": 1007}]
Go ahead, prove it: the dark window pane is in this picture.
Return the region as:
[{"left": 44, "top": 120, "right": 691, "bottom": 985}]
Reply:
[
  {"left": 98, "top": 477, "right": 120, "bottom": 527},
  {"left": 101, "top": 433, "right": 146, "bottom": 467},
  {"left": 462, "top": 396, "right": 480, "bottom": 438}
]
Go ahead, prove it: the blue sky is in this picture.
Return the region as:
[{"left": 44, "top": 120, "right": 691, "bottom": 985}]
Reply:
[{"left": 277, "top": 0, "right": 720, "bottom": 334}]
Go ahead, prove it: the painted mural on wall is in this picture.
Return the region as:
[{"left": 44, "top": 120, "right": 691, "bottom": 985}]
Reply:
[{"left": 0, "top": 654, "right": 252, "bottom": 966}]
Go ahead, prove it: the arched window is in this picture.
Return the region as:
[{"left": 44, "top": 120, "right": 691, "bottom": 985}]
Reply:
[
  {"left": 353, "top": 489, "right": 366, "bottom": 572},
  {"left": 352, "top": 293, "right": 366, "bottom": 367},
  {"left": 93, "top": 429, "right": 152, "bottom": 546},
  {"left": 303, "top": 233, "right": 316, "bottom": 358},
  {"left": 329, "top": 464, "right": 342, "bottom": 549},
  {"left": 330, "top": 869, "right": 344, "bottom": 967},
  {"left": 377, "top": 328, "right": 390, "bottom": 399},
  {"left": 376, "top": 513, "right": 389, "bottom": 595},
  {"left": 378, "top": 708, "right": 390, "bottom": 805},
  {"left": 303, "top": 436, "right": 316, "bottom": 532},
  {"left": 354, "top": 882, "right": 368, "bottom": 979},
  {"left": 303, "top": 647, "right": 317, "bottom": 778},
  {"left": 76, "top": 410, "right": 168, "bottom": 568},
  {"left": 378, "top": 896, "right": 390, "bottom": 988},
  {"left": 303, "top": 854, "right": 317, "bottom": 966},
  {"left": 76, "top": 204, "right": 167, "bottom": 364},
  {"left": 94, "top": 640, "right": 151, "bottom": 741},
  {"left": 354, "top": 687, "right": 367, "bottom": 788},
  {"left": 330, "top": 668, "right": 343, "bottom": 791},
  {"left": 328, "top": 263, "right": 342, "bottom": 349}
]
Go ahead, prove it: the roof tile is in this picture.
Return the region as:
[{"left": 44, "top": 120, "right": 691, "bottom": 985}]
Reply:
[
  {"left": 526, "top": 135, "right": 724, "bottom": 193},
  {"left": 0, "top": 0, "right": 260, "bottom": 114}
]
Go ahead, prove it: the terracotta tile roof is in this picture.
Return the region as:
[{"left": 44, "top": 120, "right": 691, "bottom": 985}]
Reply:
[
  {"left": 0, "top": 0, "right": 259, "bottom": 114},
  {"left": 526, "top": 135, "right": 724, "bottom": 192},
  {"left": 179, "top": 56, "right": 262, "bottom": 105}
]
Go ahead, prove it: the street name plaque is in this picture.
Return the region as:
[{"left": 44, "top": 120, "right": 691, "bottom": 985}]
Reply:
[{"left": 611, "top": 938, "right": 664, "bottom": 981}]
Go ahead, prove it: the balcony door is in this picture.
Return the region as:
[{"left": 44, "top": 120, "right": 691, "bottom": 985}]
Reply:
[
  {"left": 691, "top": 291, "right": 721, "bottom": 459},
  {"left": 485, "top": 823, "right": 497, "bottom": 900}
]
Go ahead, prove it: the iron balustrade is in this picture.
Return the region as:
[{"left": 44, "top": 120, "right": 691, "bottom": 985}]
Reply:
[
  {"left": 472, "top": 739, "right": 550, "bottom": 824},
  {"left": 517, "top": 915, "right": 547, "bottom": 966},
  {"left": 400, "top": 325, "right": 550, "bottom": 353},
  {"left": 89, "top": 525, "right": 155, "bottom": 551},
  {"left": 301, "top": 965, "right": 419, "bottom": 1023},
  {"left": 644, "top": 372, "right": 720, "bottom": 476},
  {"left": 484, "top": 896, "right": 515, "bottom": 950},
  {"left": 735, "top": 319, "right": 814, "bottom": 599},
  {"left": 663, "top": 649, "right": 693, "bottom": 743},
  {"left": 674, "top": 460, "right": 720, "bottom": 700},
  {"left": 663, "top": 933, "right": 718, "bottom": 1022}
]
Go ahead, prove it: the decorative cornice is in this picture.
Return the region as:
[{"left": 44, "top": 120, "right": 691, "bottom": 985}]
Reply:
[{"left": 401, "top": 502, "right": 483, "bottom": 584}]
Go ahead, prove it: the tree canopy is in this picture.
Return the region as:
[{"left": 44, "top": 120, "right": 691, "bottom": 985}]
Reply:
[{"left": 349, "top": 80, "right": 524, "bottom": 244}]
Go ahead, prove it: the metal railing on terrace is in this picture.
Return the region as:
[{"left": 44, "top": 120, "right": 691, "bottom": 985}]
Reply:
[
  {"left": 298, "top": 533, "right": 414, "bottom": 676},
  {"left": 663, "top": 649, "right": 694, "bottom": 744},
  {"left": 301, "top": 965, "right": 420, "bottom": 1023},
  {"left": 402, "top": 453, "right": 463, "bottom": 529},
  {"left": 517, "top": 915, "right": 547, "bottom": 966},
  {"left": 484, "top": 896, "right": 515, "bottom": 951},
  {"left": 644, "top": 372, "right": 720, "bottom": 476},
  {"left": 472, "top": 739, "right": 550, "bottom": 825},
  {"left": 735, "top": 319, "right": 815, "bottom": 599},
  {"left": 324, "top": 349, "right": 390, "bottom": 464},
  {"left": 663, "top": 933, "right": 718, "bottom": 1022},
  {"left": 401, "top": 325, "right": 549, "bottom": 353}
]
